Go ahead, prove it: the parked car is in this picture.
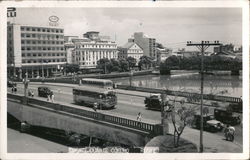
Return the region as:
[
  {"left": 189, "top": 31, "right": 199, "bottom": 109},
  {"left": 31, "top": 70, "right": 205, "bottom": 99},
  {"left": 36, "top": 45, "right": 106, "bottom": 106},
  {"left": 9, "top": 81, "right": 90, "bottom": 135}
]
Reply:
[
  {"left": 144, "top": 94, "right": 162, "bottom": 111},
  {"left": 7, "top": 81, "right": 17, "bottom": 88},
  {"left": 214, "top": 107, "right": 241, "bottom": 125},
  {"left": 192, "top": 114, "right": 224, "bottom": 132},
  {"left": 38, "top": 87, "right": 52, "bottom": 97}
]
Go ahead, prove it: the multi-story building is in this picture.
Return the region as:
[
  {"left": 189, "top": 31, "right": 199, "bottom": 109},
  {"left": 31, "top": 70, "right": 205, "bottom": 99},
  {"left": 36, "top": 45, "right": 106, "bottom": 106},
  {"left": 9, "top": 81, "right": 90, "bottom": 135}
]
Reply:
[
  {"left": 64, "top": 36, "right": 78, "bottom": 64},
  {"left": 74, "top": 31, "right": 118, "bottom": 69},
  {"left": 156, "top": 47, "right": 172, "bottom": 64},
  {"left": 128, "top": 32, "right": 156, "bottom": 59},
  {"left": 118, "top": 42, "right": 143, "bottom": 64},
  {"left": 7, "top": 22, "right": 66, "bottom": 79}
]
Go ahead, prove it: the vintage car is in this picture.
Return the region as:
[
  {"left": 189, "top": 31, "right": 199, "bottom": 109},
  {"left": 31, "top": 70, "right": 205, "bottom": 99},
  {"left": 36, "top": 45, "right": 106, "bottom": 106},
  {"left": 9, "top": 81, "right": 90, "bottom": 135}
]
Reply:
[
  {"left": 38, "top": 87, "right": 52, "bottom": 97},
  {"left": 192, "top": 114, "right": 224, "bottom": 132},
  {"left": 144, "top": 94, "right": 162, "bottom": 111},
  {"left": 214, "top": 107, "right": 241, "bottom": 125}
]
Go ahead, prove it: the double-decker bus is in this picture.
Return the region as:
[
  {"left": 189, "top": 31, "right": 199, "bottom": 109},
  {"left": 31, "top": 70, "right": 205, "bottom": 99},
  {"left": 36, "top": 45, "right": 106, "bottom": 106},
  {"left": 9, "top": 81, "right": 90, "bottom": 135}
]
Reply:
[
  {"left": 73, "top": 86, "right": 117, "bottom": 109},
  {"left": 81, "top": 78, "right": 113, "bottom": 89}
]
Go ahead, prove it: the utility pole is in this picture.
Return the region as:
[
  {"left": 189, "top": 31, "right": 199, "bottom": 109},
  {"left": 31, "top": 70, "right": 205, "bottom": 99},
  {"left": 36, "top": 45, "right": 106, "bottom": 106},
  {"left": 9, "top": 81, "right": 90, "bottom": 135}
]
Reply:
[{"left": 186, "top": 40, "right": 221, "bottom": 153}]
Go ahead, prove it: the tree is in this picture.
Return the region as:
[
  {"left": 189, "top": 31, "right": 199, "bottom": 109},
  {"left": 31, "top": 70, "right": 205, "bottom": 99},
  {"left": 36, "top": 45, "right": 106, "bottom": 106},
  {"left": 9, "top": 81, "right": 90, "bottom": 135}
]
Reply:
[
  {"left": 119, "top": 59, "right": 129, "bottom": 72},
  {"left": 139, "top": 56, "right": 154, "bottom": 70},
  {"left": 65, "top": 63, "right": 80, "bottom": 74},
  {"left": 169, "top": 101, "right": 196, "bottom": 147},
  {"left": 126, "top": 56, "right": 137, "bottom": 69},
  {"left": 97, "top": 58, "right": 111, "bottom": 73}
]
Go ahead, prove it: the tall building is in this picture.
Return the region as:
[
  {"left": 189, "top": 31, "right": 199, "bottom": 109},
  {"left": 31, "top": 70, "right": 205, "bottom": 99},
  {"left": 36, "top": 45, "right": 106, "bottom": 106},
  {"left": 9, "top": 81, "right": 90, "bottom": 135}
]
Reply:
[
  {"left": 7, "top": 22, "right": 66, "bottom": 79},
  {"left": 129, "top": 32, "right": 156, "bottom": 59},
  {"left": 74, "top": 31, "right": 118, "bottom": 69},
  {"left": 64, "top": 36, "right": 78, "bottom": 64},
  {"left": 118, "top": 42, "right": 143, "bottom": 64}
]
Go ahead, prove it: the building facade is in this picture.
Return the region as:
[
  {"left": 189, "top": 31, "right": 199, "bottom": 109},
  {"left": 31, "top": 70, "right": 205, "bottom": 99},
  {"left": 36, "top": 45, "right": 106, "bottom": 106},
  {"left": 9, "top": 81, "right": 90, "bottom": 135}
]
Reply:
[
  {"left": 73, "top": 31, "right": 118, "bottom": 69},
  {"left": 118, "top": 42, "right": 143, "bottom": 64},
  {"left": 64, "top": 36, "right": 78, "bottom": 64},
  {"left": 7, "top": 22, "right": 66, "bottom": 79},
  {"left": 129, "top": 32, "right": 156, "bottom": 59},
  {"left": 156, "top": 48, "right": 172, "bottom": 64}
]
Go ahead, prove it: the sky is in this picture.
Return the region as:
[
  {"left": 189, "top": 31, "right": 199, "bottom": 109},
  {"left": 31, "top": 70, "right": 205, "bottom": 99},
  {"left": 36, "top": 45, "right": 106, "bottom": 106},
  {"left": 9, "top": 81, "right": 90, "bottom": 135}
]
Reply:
[{"left": 8, "top": 7, "right": 242, "bottom": 51}]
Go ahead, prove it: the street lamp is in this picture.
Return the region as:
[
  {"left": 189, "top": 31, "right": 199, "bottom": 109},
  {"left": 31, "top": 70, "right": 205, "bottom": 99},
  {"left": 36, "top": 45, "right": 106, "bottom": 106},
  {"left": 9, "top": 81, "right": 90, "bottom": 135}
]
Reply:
[
  {"left": 129, "top": 70, "right": 133, "bottom": 87},
  {"left": 23, "top": 72, "right": 30, "bottom": 104}
]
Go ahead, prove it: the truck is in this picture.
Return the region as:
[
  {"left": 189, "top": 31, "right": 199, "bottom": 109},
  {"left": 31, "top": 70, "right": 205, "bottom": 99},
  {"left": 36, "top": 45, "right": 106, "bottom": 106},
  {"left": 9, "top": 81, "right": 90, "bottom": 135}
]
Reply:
[{"left": 214, "top": 107, "right": 241, "bottom": 125}]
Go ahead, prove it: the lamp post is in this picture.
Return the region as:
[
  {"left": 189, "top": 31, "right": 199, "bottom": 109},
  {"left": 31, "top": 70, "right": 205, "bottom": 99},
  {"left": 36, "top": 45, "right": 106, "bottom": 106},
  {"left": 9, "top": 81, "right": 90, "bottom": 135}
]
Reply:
[
  {"left": 23, "top": 72, "right": 29, "bottom": 104},
  {"left": 129, "top": 70, "right": 133, "bottom": 87}
]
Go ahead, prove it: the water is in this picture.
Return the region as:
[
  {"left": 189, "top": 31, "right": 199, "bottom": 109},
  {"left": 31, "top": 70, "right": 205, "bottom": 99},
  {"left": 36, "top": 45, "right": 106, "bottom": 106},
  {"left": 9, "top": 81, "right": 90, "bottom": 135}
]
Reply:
[{"left": 111, "top": 73, "right": 242, "bottom": 97}]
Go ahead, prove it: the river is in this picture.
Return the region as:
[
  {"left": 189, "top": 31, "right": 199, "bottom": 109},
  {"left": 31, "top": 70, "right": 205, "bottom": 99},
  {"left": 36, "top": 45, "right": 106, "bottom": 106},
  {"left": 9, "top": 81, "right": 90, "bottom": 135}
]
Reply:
[{"left": 111, "top": 73, "right": 242, "bottom": 97}]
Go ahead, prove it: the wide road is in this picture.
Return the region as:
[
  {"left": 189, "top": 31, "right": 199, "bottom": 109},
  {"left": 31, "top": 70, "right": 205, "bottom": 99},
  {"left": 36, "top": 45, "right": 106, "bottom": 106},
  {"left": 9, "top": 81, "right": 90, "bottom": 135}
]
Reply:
[{"left": 8, "top": 82, "right": 242, "bottom": 145}]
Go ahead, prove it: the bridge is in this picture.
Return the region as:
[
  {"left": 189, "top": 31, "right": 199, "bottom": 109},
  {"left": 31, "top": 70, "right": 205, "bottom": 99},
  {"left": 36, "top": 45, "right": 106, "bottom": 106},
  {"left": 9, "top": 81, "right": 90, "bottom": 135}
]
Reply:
[{"left": 7, "top": 93, "right": 163, "bottom": 147}]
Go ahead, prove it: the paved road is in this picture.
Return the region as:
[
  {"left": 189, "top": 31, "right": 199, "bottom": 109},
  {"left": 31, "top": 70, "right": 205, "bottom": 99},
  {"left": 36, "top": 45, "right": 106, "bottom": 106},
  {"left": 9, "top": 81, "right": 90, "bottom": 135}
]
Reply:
[{"left": 8, "top": 82, "right": 243, "bottom": 150}]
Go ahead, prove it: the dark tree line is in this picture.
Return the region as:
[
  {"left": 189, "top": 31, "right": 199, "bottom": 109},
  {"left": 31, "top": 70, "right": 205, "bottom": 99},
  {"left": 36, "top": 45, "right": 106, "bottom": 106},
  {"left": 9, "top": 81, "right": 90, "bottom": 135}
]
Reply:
[{"left": 160, "top": 55, "right": 242, "bottom": 74}]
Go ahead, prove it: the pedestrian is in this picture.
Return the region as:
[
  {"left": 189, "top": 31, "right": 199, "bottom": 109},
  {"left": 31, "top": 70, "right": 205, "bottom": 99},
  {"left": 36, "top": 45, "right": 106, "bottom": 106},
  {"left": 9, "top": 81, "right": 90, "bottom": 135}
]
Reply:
[
  {"left": 93, "top": 102, "right": 98, "bottom": 112},
  {"left": 14, "top": 86, "right": 17, "bottom": 93},
  {"left": 136, "top": 112, "right": 142, "bottom": 127},
  {"left": 51, "top": 92, "right": 54, "bottom": 103},
  {"left": 11, "top": 86, "right": 14, "bottom": 93},
  {"left": 47, "top": 93, "right": 50, "bottom": 101},
  {"left": 224, "top": 124, "right": 235, "bottom": 141},
  {"left": 31, "top": 90, "right": 34, "bottom": 97}
]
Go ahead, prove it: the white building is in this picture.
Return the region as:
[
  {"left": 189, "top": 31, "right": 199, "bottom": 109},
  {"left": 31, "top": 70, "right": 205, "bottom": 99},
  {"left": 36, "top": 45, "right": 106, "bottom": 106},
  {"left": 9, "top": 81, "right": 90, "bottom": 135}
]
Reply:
[
  {"left": 64, "top": 36, "right": 78, "bottom": 64},
  {"left": 128, "top": 32, "right": 156, "bottom": 59},
  {"left": 7, "top": 22, "right": 66, "bottom": 78},
  {"left": 118, "top": 42, "right": 143, "bottom": 64},
  {"left": 73, "top": 32, "right": 118, "bottom": 69}
]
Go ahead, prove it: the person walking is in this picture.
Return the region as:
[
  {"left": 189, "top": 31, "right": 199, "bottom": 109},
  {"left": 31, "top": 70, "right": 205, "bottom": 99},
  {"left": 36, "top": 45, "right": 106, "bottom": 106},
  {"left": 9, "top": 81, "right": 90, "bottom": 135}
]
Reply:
[
  {"left": 136, "top": 112, "right": 142, "bottom": 127},
  {"left": 51, "top": 92, "right": 54, "bottom": 103}
]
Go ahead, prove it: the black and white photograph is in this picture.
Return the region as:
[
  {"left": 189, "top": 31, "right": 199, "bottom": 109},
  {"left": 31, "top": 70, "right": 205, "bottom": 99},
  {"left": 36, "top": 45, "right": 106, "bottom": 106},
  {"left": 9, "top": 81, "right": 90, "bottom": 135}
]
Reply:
[{"left": 0, "top": 1, "right": 249, "bottom": 160}]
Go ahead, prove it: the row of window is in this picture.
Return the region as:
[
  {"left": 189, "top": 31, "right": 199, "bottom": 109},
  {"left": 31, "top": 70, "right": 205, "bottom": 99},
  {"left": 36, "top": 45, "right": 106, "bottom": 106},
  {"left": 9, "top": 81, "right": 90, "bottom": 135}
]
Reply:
[
  {"left": 22, "top": 58, "right": 66, "bottom": 63},
  {"left": 127, "top": 49, "right": 143, "bottom": 53},
  {"left": 21, "top": 33, "right": 63, "bottom": 39},
  {"left": 22, "top": 53, "right": 65, "bottom": 57},
  {"left": 76, "top": 44, "right": 117, "bottom": 49},
  {"left": 22, "top": 46, "right": 65, "bottom": 51},
  {"left": 21, "top": 27, "right": 63, "bottom": 33},
  {"left": 21, "top": 40, "right": 64, "bottom": 45}
]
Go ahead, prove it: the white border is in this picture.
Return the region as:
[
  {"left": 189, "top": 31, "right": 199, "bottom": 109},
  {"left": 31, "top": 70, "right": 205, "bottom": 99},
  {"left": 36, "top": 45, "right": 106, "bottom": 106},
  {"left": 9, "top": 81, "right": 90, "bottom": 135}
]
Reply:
[{"left": 0, "top": 1, "right": 249, "bottom": 160}]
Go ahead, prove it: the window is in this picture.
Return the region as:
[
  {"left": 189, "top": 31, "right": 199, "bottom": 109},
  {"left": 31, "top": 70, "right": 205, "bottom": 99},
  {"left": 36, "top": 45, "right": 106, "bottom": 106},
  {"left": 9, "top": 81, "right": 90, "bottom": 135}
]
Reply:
[
  {"left": 21, "top": 40, "right": 24, "bottom": 44},
  {"left": 21, "top": 34, "right": 25, "bottom": 37},
  {"left": 26, "top": 34, "right": 30, "bottom": 38},
  {"left": 37, "top": 28, "right": 41, "bottom": 32},
  {"left": 33, "top": 53, "right": 36, "bottom": 57},
  {"left": 53, "top": 59, "right": 55, "bottom": 62},
  {"left": 38, "top": 53, "right": 41, "bottom": 56},
  {"left": 26, "top": 41, "right": 30, "bottom": 44},
  {"left": 22, "top": 53, "right": 25, "bottom": 57},
  {"left": 42, "top": 29, "right": 46, "bottom": 32},
  {"left": 27, "top": 53, "right": 31, "bottom": 56},
  {"left": 57, "top": 53, "right": 59, "bottom": 56},
  {"left": 21, "top": 47, "right": 25, "bottom": 50},
  {"left": 26, "top": 28, "right": 30, "bottom": 31},
  {"left": 38, "top": 47, "right": 41, "bottom": 50},
  {"left": 56, "top": 30, "right": 59, "bottom": 33},
  {"left": 22, "top": 60, "right": 26, "bottom": 63},
  {"left": 21, "top": 27, "right": 24, "bottom": 31},
  {"left": 32, "top": 41, "right": 36, "bottom": 44},
  {"left": 32, "top": 34, "right": 36, "bottom": 38},
  {"left": 32, "top": 28, "right": 36, "bottom": 31},
  {"left": 27, "top": 47, "right": 31, "bottom": 51}
]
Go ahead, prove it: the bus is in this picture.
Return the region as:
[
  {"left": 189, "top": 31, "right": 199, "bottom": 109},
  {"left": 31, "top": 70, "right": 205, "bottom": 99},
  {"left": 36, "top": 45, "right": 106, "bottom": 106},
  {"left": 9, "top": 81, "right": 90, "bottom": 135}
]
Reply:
[
  {"left": 81, "top": 78, "right": 114, "bottom": 89},
  {"left": 73, "top": 86, "right": 117, "bottom": 109}
]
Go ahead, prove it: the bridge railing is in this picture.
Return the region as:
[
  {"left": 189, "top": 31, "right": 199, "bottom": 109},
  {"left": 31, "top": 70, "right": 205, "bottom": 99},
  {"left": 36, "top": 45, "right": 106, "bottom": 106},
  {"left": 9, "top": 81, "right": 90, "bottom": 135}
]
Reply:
[
  {"left": 117, "top": 85, "right": 242, "bottom": 103},
  {"left": 7, "top": 93, "right": 160, "bottom": 135}
]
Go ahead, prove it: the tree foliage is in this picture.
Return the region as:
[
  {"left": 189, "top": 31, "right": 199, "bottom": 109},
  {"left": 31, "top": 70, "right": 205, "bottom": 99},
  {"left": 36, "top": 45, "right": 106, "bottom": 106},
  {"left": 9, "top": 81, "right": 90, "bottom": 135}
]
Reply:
[{"left": 160, "top": 55, "right": 242, "bottom": 74}]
